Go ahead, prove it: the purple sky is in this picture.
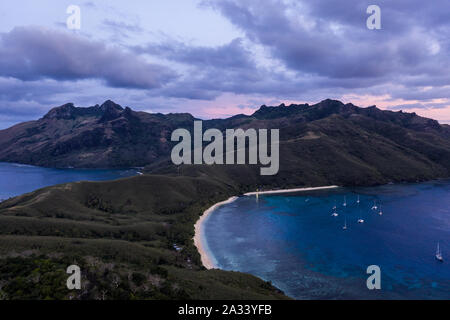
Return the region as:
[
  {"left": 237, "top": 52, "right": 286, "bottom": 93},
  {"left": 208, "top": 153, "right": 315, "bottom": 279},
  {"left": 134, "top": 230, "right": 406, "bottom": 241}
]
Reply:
[{"left": 0, "top": 0, "right": 450, "bottom": 128}]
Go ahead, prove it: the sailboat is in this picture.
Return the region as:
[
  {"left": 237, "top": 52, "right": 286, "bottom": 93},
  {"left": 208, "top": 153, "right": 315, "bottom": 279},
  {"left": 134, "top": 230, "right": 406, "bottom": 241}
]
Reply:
[
  {"left": 343, "top": 196, "right": 347, "bottom": 207},
  {"left": 343, "top": 217, "right": 348, "bottom": 230},
  {"left": 331, "top": 201, "right": 339, "bottom": 216},
  {"left": 371, "top": 200, "right": 378, "bottom": 210},
  {"left": 436, "top": 242, "right": 444, "bottom": 262},
  {"left": 356, "top": 195, "right": 360, "bottom": 204},
  {"left": 378, "top": 204, "right": 383, "bottom": 216},
  {"left": 357, "top": 202, "right": 364, "bottom": 223},
  {"left": 331, "top": 209, "right": 339, "bottom": 217}
]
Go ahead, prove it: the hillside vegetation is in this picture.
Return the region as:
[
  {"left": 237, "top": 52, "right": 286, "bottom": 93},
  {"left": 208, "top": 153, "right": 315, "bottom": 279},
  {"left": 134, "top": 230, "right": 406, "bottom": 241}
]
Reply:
[{"left": 0, "top": 175, "right": 288, "bottom": 300}]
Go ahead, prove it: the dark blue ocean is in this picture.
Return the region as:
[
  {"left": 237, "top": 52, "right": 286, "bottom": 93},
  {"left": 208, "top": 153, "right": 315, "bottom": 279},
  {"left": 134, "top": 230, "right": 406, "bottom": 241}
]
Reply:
[
  {"left": 0, "top": 162, "right": 139, "bottom": 200},
  {"left": 204, "top": 181, "right": 450, "bottom": 299}
]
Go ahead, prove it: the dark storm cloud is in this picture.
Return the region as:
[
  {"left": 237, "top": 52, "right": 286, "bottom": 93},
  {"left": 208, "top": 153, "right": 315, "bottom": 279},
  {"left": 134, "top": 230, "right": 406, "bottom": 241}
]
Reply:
[
  {"left": 138, "top": 38, "right": 264, "bottom": 99},
  {"left": 205, "top": 0, "right": 450, "bottom": 81},
  {"left": 0, "top": 26, "right": 177, "bottom": 89},
  {"left": 139, "top": 37, "right": 323, "bottom": 100}
]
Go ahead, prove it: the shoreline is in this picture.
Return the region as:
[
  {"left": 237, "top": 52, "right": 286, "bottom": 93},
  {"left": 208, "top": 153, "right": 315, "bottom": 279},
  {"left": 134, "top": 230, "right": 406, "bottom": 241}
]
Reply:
[
  {"left": 194, "top": 185, "right": 339, "bottom": 269},
  {"left": 244, "top": 185, "right": 339, "bottom": 196},
  {"left": 193, "top": 196, "right": 239, "bottom": 269}
]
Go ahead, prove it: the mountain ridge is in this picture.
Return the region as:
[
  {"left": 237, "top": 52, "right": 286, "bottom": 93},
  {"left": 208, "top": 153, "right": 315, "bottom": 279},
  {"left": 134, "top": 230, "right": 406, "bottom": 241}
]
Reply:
[{"left": 0, "top": 99, "right": 449, "bottom": 187}]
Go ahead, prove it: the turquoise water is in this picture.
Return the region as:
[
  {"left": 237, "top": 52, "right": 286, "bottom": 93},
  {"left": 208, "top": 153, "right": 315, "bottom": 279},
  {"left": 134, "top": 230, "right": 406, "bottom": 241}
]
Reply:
[
  {"left": 0, "top": 162, "right": 139, "bottom": 200},
  {"left": 204, "top": 181, "right": 450, "bottom": 299}
]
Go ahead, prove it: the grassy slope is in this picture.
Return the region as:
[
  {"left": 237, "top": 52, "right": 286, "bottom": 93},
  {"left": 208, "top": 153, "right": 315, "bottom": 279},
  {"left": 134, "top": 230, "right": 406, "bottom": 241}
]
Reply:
[{"left": 0, "top": 175, "right": 288, "bottom": 300}]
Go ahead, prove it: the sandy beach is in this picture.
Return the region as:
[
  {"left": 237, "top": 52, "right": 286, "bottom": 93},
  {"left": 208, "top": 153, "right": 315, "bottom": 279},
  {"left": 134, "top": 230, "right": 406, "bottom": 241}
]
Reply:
[
  {"left": 194, "top": 185, "right": 339, "bottom": 269},
  {"left": 244, "top": 185, "right": 339, "bottom": 196},
  {"left": 194, "top": 196, "right": 239, "bottom": 269}
]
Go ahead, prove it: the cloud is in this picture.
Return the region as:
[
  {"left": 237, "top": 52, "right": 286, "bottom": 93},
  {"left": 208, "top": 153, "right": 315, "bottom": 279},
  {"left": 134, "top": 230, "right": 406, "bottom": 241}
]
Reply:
[
  {"left": 138, "top": 37, "right": 319, "bottom": 100},
  {"left": 0, "top": 26, "right": 177, "bottom": 89},
  {"left": 139, "top": 38, "right": 255, "bottom": 69},
  {"left": 205, "top": 0, "right": 450, "bottom": 81},
  {"left": 129, "top": 0, "right": 450, "bottom": 106}
]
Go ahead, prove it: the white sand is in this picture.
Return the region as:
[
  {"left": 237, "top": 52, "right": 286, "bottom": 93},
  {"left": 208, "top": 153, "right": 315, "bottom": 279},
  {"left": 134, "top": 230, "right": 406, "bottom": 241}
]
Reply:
[
  {"left": 244, "top": 185, "right": 339, "bottom": 196},
  {"left": 193, "top": 196, "right": 238, "bottom": 269},
  {"left": 194, "top": 185, "right": 339, "bottom": 269}
]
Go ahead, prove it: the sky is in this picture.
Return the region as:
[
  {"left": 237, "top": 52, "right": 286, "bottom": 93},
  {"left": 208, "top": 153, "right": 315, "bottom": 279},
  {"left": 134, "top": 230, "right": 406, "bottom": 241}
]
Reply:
[{"left": 0, "top": 0, "right": 449, "bottom": 128}]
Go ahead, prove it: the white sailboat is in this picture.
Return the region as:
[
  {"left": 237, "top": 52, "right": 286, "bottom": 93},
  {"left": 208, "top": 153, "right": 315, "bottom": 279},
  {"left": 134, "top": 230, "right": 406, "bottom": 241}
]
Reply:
[
  {"left": 343, "top": 217, "right": 348, "bottom": 230},
  {"left": 332, "top": 200, "right": 338, "bottom": 216},
  {"left": 378, "top": 204, "right": 383, "bottom": 216},
  {"left": 371, "top": 200, "right": 378, "bottom": 210},
  {"left": 357, "top": 203, "right": 364, "bottom": 223},
  {"left": 436, "top": 242, "right": 444, "bottom": 262},
  {"left": 343, "top": 196, "right": 347, "bottom": 207},
  {"left": 356, "top": 195, "right": 360, "bottom": 204}
]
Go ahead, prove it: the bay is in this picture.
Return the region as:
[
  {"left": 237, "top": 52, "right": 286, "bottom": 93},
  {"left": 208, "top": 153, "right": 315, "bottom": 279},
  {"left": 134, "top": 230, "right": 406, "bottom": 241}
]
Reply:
[
  {"left": 0, "top": 162, "right": 139, "bottom": 200},
  {"left": 204, "top": 181, "right": 450, "bottom": 299}
]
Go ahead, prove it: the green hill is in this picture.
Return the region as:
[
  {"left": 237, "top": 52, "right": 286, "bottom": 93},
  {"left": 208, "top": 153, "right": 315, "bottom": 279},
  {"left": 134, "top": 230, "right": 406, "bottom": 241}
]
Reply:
[{"left": 0, "top": 174, "right": 288, "bottom": 300}]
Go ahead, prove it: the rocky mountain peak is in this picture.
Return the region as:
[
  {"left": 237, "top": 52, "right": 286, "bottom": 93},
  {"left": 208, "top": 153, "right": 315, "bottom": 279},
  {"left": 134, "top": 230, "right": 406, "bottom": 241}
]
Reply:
[
  {"left": 99, "top": 100, "right": 123, "bottom": 112},
  {"left": 97, "top": 100, "right": 125, "bottom": 122},
  {"left": 43, "top": 103, "right": 77, "bottom": 120}
]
